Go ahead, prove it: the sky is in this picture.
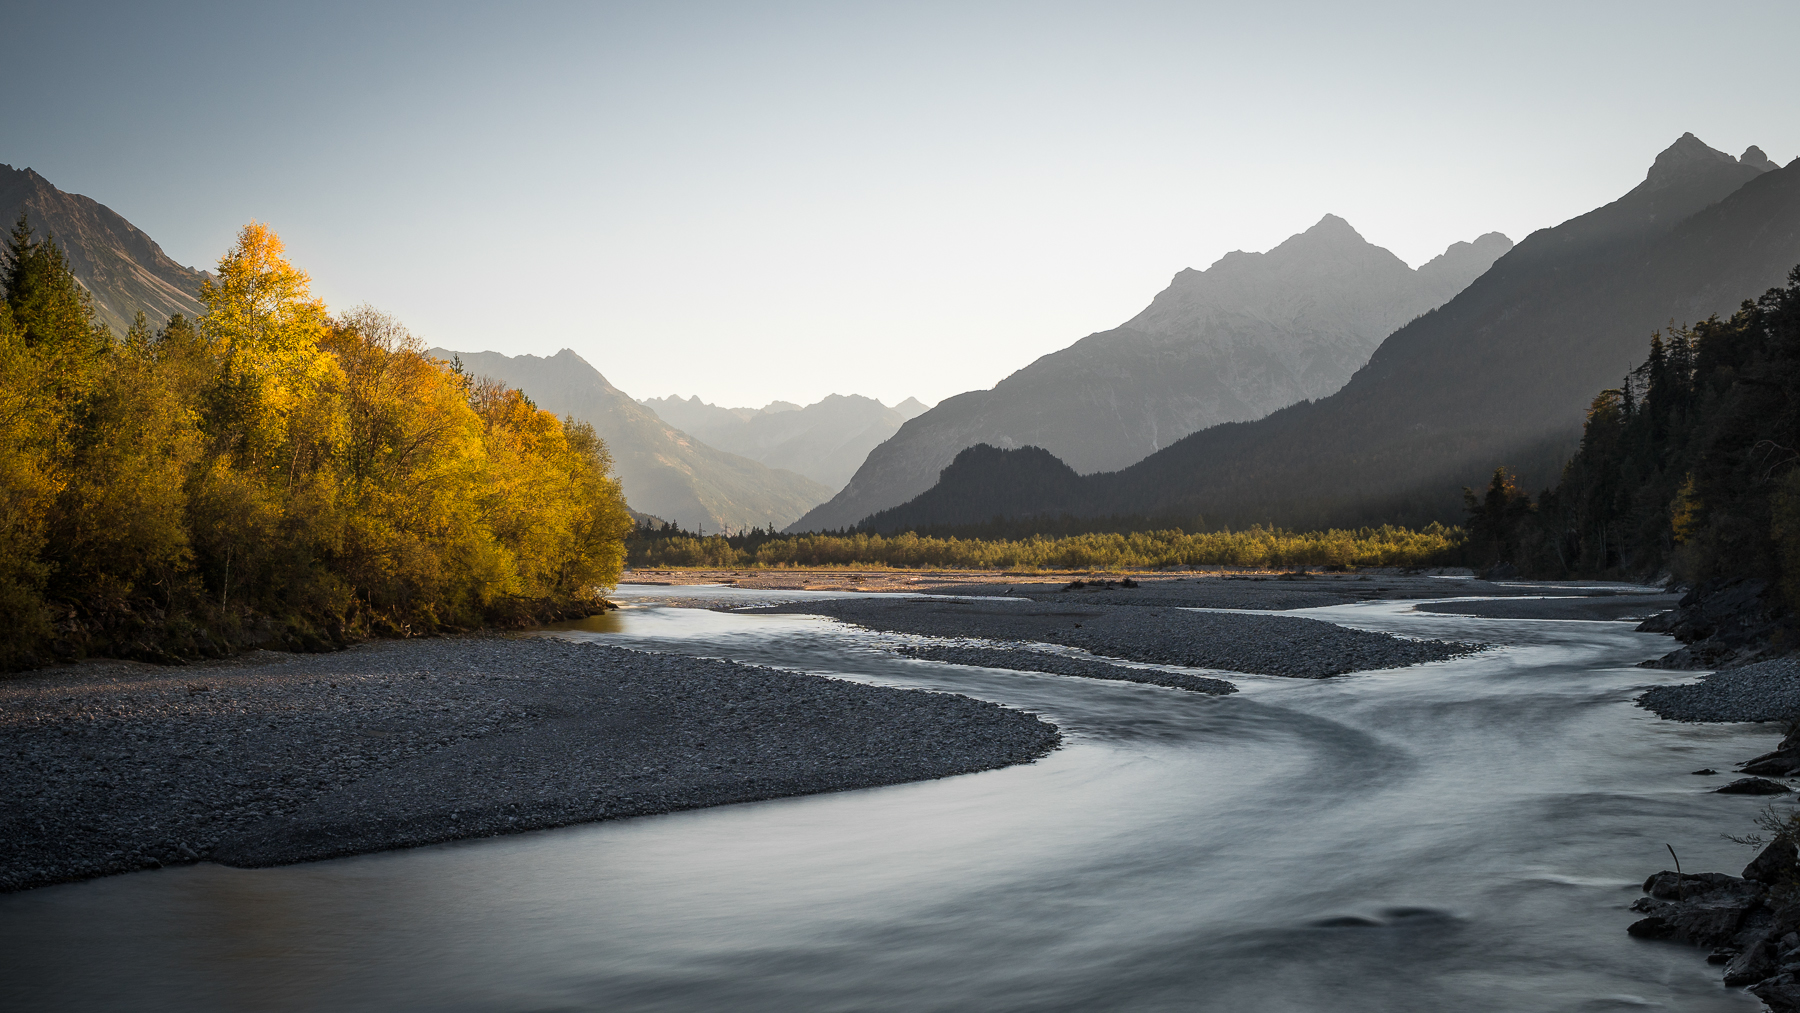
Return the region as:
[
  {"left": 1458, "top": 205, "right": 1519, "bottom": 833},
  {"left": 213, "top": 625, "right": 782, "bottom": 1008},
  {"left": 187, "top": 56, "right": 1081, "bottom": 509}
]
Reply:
[{"left": 6, "top": 1, "right": 1798, "bottom": 408}]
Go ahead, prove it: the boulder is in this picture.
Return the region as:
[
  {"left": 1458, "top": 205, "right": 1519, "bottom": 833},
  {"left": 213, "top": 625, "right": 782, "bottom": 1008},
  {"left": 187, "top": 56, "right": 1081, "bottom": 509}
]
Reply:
[
  {"left": 1724, "top": 938, "right": 1778, "bottom": 986},
  {"left": 1743, "top": 750, "right": 1800, "bottom": 777},
  {"left": 1752, "top": 973, "right": 1800, "bottom": 1011},
  {"left": 1717, "top": 777, "right": 1794, "bottom": 795},
  {"left": 1745, "top": 840, "right": 1800, "bottom": 884}
]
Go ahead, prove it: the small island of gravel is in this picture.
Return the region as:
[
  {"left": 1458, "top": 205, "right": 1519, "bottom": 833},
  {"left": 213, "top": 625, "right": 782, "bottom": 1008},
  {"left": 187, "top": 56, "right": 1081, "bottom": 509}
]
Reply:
[
  {"left": 0, "top": 638, "right": 1058, "bottom": 892},
  {"left": 748, "top": 597, "right": 1482, "bottom": 678},
  {"left": 1637, "top": 659, "right": 1800, "bottom": 723}
]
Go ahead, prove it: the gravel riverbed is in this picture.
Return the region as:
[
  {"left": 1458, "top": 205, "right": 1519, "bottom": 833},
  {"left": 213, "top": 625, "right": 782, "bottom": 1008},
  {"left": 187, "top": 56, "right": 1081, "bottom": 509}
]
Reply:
[
  {"left": 1638, "top": 659, "right": 1800, "bottom": 723},
  {"left": 897, "top": 645, "right": 1237, "bottom": 695},
  {"left": 750, "top": 598, "right": 1483, "bottom": 677},
  {"left": 0, "top": 637, "right": 1058, "bottom": 892}
]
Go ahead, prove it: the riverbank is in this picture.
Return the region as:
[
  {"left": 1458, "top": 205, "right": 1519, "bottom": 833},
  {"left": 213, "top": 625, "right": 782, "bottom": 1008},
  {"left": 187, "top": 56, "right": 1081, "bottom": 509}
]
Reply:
[
  {"left": 745, "top": 595, "right": 1486, "bottom": 678},
  {"left": 0, "top": 637, "right": 1058, "bottom": 892}
]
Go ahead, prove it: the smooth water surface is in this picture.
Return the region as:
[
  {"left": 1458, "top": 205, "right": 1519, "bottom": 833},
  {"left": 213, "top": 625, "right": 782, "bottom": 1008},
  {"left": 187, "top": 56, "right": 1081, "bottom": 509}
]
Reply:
[{"left": 0, "top": 587, "right": 1769, "bottom": 1011}]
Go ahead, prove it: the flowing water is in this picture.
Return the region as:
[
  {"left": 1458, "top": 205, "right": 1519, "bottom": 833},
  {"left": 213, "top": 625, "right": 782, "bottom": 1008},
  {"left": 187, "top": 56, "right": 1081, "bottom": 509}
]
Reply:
[{"left": 0, "top": 586, "right": 1772, "bottom": 1011}]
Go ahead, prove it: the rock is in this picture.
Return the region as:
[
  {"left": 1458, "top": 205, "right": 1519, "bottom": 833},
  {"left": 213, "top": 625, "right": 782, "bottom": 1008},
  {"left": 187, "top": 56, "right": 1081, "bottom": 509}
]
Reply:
[
  {"left": 1752, "top": 973, "right": 1800, "bottom": 1011},
  {"left": 1717, "top": 777, "right": 1794, "bottom": 795},
  {"left": 1743, "top": 750, "right": 1800, "bottom": 777},
  {"left": 1693, "top": 768, "right": 1718, "bottom": 775},
  {"left": 1725, "top": 938, "right": 1779, "bottom": 986},
  {"left": 1745, "top": 840, "right": 1800, "bottom": 884}
]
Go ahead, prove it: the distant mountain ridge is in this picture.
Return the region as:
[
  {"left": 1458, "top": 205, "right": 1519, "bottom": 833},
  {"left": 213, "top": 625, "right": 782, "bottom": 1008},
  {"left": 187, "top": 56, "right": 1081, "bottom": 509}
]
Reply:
[
  {"left": 0, "top": 164, "right": 209, "bottom": 335},
  {"left": 861, "top": 134, "right": 1798, "bottom": 534},
  {"left": 642, "top": 393, "right": 929, "bottom": 492},
  {"left": 790, "top": 216, "right": 1511, "bottom": 531},
  {"left": 431, "top": 348, "right": 831, "bottom": 530}
]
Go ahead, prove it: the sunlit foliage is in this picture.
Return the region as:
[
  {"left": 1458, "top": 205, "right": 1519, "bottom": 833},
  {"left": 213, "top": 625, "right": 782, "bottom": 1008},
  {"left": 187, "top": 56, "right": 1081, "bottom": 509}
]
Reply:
[
  {"left": 627, "top": 523, "right": 1461, "bottom": 571},
  {"left": 0, "top": 217, "right": 629, "bottom": 668}
]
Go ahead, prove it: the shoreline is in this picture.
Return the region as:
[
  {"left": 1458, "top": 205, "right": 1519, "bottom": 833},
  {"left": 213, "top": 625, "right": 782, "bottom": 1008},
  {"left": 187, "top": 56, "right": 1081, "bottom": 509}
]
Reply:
[{"left": 0, "top": 637, "right": 1057, "bottom": 892}]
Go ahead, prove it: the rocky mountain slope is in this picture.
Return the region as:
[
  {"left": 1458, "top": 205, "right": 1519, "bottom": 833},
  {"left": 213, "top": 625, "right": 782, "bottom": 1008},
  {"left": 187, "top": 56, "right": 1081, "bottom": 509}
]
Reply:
[
  {"left": 791, "top": 217, "right": 1510, "bottom": 531},
  {"left": 431, "top": 348, "right": 831, "bottom": 531},
  {"left": 862, "top": 134, "right": 1796, "bottom": 533},
  {"left": 642, "top": 393, "right": 929, "bottom": 492},
  {"left": 0, "top": 164, "right": 209, "bottom": 335}
]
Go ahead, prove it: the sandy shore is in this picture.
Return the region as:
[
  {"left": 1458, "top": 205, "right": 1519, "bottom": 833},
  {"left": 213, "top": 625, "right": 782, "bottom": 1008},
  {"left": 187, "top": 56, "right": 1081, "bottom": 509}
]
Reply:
[{"left": 0, "top": 638, "right": 1056, "bottom": 892}]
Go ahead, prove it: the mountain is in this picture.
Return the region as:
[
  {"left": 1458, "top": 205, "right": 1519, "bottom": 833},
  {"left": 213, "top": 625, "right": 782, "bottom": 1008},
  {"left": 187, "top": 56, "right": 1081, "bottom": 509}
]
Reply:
[
  {"left": 641, "top": 393, "right": 930, "bottom": 492},
  {"left": 790, "top": 217, "right": 1511, "bottom": 531},
  {"left": 859, "top": 445, "right": 1088, "bottom": 531},
  {"left": 0, "top": 164, "right": 209, "bottom": 335},
  {"left": 430, "top": 348, "right": 831, "bottom": 530},
  {"left": 642, "top": 395, "right": 799, "bottom": 443},
  {"left": 863, "top": 135, "right": 1798, "bottom": 534}
]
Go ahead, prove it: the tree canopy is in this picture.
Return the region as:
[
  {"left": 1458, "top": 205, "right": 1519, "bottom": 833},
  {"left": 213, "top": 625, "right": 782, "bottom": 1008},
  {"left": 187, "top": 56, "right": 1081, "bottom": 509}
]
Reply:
[{"left": 0, "top": 216, "right": 630, "bottom": 669}]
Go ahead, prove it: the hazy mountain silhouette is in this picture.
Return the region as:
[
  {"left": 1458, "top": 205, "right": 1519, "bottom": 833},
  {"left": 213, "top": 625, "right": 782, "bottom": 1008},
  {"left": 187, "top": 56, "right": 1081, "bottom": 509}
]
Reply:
[
  {"left": 791, "top": 217, "right": 1510, "bottom": 531},
  {"left": 0, "top": 164, "right": 210, "bottom": 335},
  {"left": 643, "top": 393, "right": 930, "bottom": 492},
  {"left": 431, "top": 348, "right": 831, "bottom": 530},
  {"left": 862, "top": 134, "right": 1797, "bottom": 534}
]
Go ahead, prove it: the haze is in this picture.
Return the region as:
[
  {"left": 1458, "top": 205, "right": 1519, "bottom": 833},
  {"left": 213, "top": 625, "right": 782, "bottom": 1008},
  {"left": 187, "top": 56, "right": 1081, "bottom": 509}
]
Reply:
[{"left": 4, "top": 0, "right": 1796, "bottom": 406}]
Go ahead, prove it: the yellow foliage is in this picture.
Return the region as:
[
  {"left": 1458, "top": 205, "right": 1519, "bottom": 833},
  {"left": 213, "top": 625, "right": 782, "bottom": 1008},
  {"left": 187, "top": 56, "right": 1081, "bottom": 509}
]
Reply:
[
  {"left": 630, "top": 524, "right": 1462, "bottom": 571},
  {"left": 0, "top": 221, "right": 632, "bottom": 667}
]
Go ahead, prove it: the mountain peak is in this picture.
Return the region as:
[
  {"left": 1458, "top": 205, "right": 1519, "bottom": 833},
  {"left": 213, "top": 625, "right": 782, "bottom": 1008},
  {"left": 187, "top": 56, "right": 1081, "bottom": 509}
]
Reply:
[
  {"left": 1742, "top": 145, "right": 1780, "bottom": 173},
  {"left": 1644, "top": 132, "right": 1738, "bottom": 190}
]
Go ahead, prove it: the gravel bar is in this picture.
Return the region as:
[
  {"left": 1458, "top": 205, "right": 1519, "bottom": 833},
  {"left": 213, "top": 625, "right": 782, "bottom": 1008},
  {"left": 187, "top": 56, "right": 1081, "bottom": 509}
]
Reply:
[
  {"left": 897, "top": 645, "right": 1237, "bottom": 695},
  {"left": 1638, "top": 659, "right": 1800, "bottom": 723},
  {"left": 0, "top": 637, "right": 1058, "bottom": 892},
  {"left": 749, "top": 598, "right": 1483, "bottom": 678}
]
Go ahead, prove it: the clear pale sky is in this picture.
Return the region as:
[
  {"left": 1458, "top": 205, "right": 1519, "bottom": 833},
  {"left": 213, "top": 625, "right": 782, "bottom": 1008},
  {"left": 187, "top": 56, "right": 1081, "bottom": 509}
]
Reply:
[{"left": 5, "top": 1, "right": 1796, "bottom": 408}]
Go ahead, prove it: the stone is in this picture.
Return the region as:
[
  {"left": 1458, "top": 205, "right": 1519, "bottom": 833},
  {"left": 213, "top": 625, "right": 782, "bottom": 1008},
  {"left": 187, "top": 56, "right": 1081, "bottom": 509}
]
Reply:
[
  {"left": 1745, "top": 840, "right": 1800, "bottom": 885},
  {"left": 1717, "top": 777, "right": 1793, "bottom": 795}
]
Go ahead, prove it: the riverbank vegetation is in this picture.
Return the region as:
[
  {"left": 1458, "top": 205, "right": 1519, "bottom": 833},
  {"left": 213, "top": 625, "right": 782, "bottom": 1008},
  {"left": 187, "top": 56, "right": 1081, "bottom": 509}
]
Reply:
[
  {"left": 0, "top": 219, "right": 630, "bottom": 670},
  {"left": 626, "top": 521, "right": 1462, "bottom": 571},
  {"left": 1462, "top": 266, "right": 1800, "bottom": 597}
]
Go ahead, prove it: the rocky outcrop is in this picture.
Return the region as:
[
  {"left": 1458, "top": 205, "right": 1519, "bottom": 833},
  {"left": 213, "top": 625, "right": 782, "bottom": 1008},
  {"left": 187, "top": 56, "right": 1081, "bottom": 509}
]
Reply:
[
  {"left": 1629, "top": 841, "right": 1800, "bottom": 1009},
  {"left": 1638, "top": 578, "right": 1789, "bottom": 669}
]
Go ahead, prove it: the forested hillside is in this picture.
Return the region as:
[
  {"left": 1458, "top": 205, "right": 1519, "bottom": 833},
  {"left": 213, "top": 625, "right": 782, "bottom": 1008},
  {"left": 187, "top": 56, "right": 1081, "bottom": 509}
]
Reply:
[
  {"left": 0, "top": 219, "right": 631, "bottom": 670},
  {"left": 1464, "top": 267, "right": 1800, "bottom": 598}
]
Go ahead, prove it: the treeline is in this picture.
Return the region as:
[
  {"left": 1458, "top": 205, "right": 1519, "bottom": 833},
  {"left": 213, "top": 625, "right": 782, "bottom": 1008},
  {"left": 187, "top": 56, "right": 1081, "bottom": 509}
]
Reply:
[
  {"left": 0, "top": 219, "right": 631, "bottom": 669},
  {"left": 627, "top": 521, "right": 1462, "bottom": 570},
  {"left": 1464, "top": 266, "right": 1800, "bottom": 597}
]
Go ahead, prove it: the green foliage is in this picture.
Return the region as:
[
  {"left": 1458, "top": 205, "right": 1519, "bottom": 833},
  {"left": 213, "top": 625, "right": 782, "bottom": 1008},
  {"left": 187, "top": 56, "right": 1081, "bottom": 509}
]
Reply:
[
  {"left": 627, "top": 521, "right": 1462, "bottom": 571},
  {"left": 0, "top": 222, "right": 630, "bottom": 669},
  {"left": 1464, "top": 265, "right": 1800, "bottom": 589}
]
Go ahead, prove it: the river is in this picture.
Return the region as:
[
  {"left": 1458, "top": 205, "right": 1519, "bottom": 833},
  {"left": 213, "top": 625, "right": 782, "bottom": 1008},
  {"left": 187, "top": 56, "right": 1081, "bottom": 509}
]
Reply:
[{"left": 0, "top": 586, "right": 1769, "bottom": 1011}]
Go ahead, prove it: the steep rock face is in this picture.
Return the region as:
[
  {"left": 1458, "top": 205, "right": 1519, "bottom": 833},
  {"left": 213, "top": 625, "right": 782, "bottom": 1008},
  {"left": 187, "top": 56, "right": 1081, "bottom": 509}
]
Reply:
[
  {"left": 0, "top": 164, "right": 209, "bottom": 335},
  {"left": 431, "top": 348, "right": 830, "bottom": 531},
  {"left": 791, "top": 218, "right": 1511, "bottom": 531},
  {"left": 641, "top": 393, "right": 924, "bottom": 493},
  {"left": 861, "top": 134, "right": 1797, "bottom": 532}
]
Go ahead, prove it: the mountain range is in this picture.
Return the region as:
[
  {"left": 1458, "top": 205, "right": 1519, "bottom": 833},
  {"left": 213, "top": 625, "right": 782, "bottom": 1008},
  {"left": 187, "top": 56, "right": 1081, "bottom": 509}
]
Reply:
[
  {"left": 791, "top": 215, "right": 1512, "bottom": 531},
  {"left": 0, "top": 164, "right": 209, "bottom": 336},
  {"left": 642, "top": 393, "right": 928, "bottom": 492},
  {"left": 430, "top": 348, "right": 831, "bottom": 531},
  {"left": 860, "top": 134, "right": 1799, "bottom": 534}
]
